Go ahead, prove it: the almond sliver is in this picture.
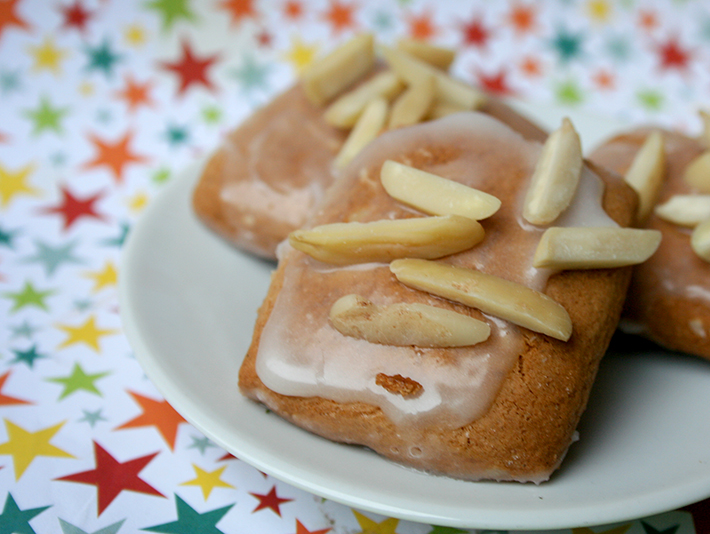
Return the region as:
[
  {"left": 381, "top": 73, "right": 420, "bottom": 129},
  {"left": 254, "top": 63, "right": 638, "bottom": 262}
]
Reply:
[
  {"left": 396, "top": 38, "right": 456, "bottom": 70},
  {"left": 692, "top": 218, "right": 710, "bottom": 262},
  {"left": 655, "top": 194, "right": 710, "bottom": 227},
  {"left": 624, "top": 130, "right": 666, "bottom": 221},
  {"left": 334, "top": 97, "right": 388, "bottom": 169},
  {"left": 684, "top": 151, "right": 710, "bottom": 194},
  {"left": 387, "top": 75, "right": 435, "bottom": 129},
  {"left": 324, "top": 71, "right": 404, "bottom": 128}
]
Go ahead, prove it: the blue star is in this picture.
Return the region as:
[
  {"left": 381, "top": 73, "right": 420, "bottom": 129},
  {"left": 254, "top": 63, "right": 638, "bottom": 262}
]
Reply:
[
  {"left": 231, "top": 54, "right": 270, "bottom": 94},
  {"left": 23, "top": 239, "right": 84, "bottom": 277},
  {"left": 84, "top": 38, "right": 123, "bottom": 78},
  {"left": 78, "top": 408, "right": 107, "bottom": 428},
  {"left": 10, "top": 345, "right": 48, "bottom": 368}
]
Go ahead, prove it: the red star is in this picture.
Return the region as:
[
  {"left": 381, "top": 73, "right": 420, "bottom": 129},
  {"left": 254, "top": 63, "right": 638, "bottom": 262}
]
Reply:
[
  {"left": 460, "top": 15, "right": 492, "bottom": 49},
  {"left": 322, "top": 0, "right": 357, "bottom": 35},
  {"left": 56, "top": 441, "right": 164, "bottom": 515},
  {"left": 256, "top": 28, "right": 272, "bottom": 47},
  {"left": 283, "top": 0, "right": 303, "bottom": 20},
  {"left": 217, "top": 452, "right": 238, "bottom": 461},
  {"left": 160, "top": 39, "right": 220, "bottom": 96},
  {"left": 294, "top": 519, "right": 331, "bottom": 534},
  {"left": 507, "top": 3, "right": 536, "bottom": 36},
  {"left": 59, "top": 0, "right": 93, "bottom": 33},
  {"left": 0, "top": 131, "right": 8, "bottom": 143},
  {"left": 0, "top": 371, "right": 31, "bottom": 406},
  {"left": 0, "top": 0, "right": 29, "bottom": 40},
  {"left": 250, "top": 485, "right": 293, "bottom": 516},
  {"left": 38, "top": 185, "right": 106, "bottom": 230},
  {"left": 476, "top": 68, "right": 514, "bottom": 96},
  {"left": 114, "top": 391, "right": 187, "bottom": 450},
  {"left": 656, "top": 36, "right": 693, "bottom": 73},
  {"left": 115, "top": 74, "right": 155, "bottom": 113},
  {"left": 83, "top": 131, "right": 148, "bottom": 183},
  {"left": 219, "top": 0, "right": 257, "bottom": 26},
  {"left": 407, "top": 10, "right": 436, "bottom": 41}
]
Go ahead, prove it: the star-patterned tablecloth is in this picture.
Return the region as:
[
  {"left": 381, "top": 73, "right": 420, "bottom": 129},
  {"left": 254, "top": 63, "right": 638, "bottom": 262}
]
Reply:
[{"left": 2, "top": 0, "right": 710, "bottom": 533}]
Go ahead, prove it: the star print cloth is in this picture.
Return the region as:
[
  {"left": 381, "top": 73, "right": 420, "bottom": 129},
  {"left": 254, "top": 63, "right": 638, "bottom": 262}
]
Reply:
[{"left": 0, "top": 0, "right": 708, "bottom": 533}]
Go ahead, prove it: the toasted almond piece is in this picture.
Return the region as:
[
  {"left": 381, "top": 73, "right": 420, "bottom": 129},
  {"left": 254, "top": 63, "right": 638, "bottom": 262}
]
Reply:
[
  {"left": 334, "top": 97, "right": 388, "bottom": 169},
  {"left": 426, "top": 100, "right": 468, "bottom": 120},
  {"left": 390, "top": 258, "right": 572, "bottom": 341},
  {"left": 387, "top": 75, "right": 435, "bottom": 129},
  {"left": 376, "top": 373, "right": 423, "bottom": 397},
  {"left": 655, "top": 194, "right": 710, "bottom": 227},
  {"left": 380, "top": 160, "right": 501, "bottom": 219},
  {"left": 397, "top": 38, "right": 456, "bottom": 70},
  {"left": 289, "top": 215, "right": 484, "bottom": 265},
  {"left": 684, "top": 151, "right": 710, "bottom": 194},
  {"left": 523, "top": 118, "right": 583, "bottom": 226},
  {"left": 692, "top": 218, "right": 710, "bottom": 262},
  {"left": 624, "top": 130, "right": 666, "bottom": 221},
  {"left": 533, "top": 227, "right": 661, "bottom": 270},
  {"left": 324, "top": 71, "right": 405, "bottom": 128},
  {"left": 380, "top": 45, "right": 486, "bottom": 110},
  {"left": 700, "top": 110, "right": 710, "bottom": 148},
  {"left": 329, "top": 294, "right": 490, "bottom": 347},
  {"left": 301, "top": 33, "right": 375, "bottom": 106}
]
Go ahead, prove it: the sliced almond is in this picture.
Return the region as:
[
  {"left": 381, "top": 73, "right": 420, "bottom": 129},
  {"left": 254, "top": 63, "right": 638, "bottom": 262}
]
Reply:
[
  {"left": 387, "top": 75, "right": 435, "bottom": 129},
  {"left": 624, "top": 130, "right": 666, "bottom": 221},
  {"left": 699, "top": 110, "right": 710, "bottom": 148},
  {"left": 655, "top": 194, "right": 710, "bottom": 227},
  {"left": 329, "top": 294, "right": 490, "bottom": 347},
  {"left": 334, "top": 97, "right": 388, "bottom": 169},
  {"left": 289, "top": 215, "right": 485, "bottom": 265},
  {"left": 397, "top": 38, "right": 456, "bottom": 70},
  {"left": 533, "top": 227, "right": 661, "bottom": 270},
  {"left": 380, "top": 45, "right": 486, "bottom": 110},
  {"left": 380, "top": 160, "right": 501, "bottom": 219},
  {"left": 390, "top": 258, "right": 573, "bottom": 341},
  {"left": 523, "top": 117, "right": 583, "bottom": 226},
  {"left": 426, "top": 100, "right": 468, "bottom": 120},
  {"left": 324, "top": 71, "right": 405, "bottom": 128},
  {"left": 684, "top": 151, "right": 710, "bottom": 194},
  {"left": 301, "top": 33, "right": 375, "bottom": 106},
  {"left": 692, "top": 218, "right": 710, "bottom": 262}
]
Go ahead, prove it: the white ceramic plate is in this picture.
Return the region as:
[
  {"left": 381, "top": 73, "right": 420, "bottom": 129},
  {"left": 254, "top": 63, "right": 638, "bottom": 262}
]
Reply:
[{"left": 119, "top": 106, "right": 710, "bottom": 531}]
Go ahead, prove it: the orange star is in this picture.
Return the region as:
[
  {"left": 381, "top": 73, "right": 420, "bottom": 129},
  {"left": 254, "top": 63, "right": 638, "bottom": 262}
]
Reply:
[
  {"left": 219, "top": 0, "right": 257, "bottom": 26},
  {"left": 0, "top": 0, "right": 29, "bottom": 40},
  {"left": 115, "top": 391, "right": 187, "bottom": 450},
  {"left": 0, "top": 371, "right": 31, "bottom": 406},
  {"left": 592, "top": 68, "right": 615, "bottom": 90},
  {"left": 508, "top": 3, "right": 536, "bottom": 36},
  {"left": 115, "top": 74, "right": 155, "bottom": 113},
  {"left": 295, "top": 519, "right": 331, "bottom": 534},
  {"left": 407, "top": 10, "right": 436, "bottom": 41},
  {"left": 520, "top": 55, "right": 543, "bottom": 77},
  {"left": 83, "top": 130, "right": 148, "bottom": 183},
  {"left": 283, "top": 0, "right": 303, "bottom": 20},
  {"left": 322, "top": 0, "right": 356, "bottom": 35},
  {"left": 638, "top": 9, "right": 658, "bottom": 32}
]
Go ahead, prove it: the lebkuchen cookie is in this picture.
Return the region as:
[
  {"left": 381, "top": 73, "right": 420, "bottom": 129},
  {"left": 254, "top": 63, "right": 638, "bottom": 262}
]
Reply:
[
  {"left": 192, "top": 34, "right": 547, "bottom": 259},
  {"left": 239, "top": 111, "right": 660, "bottom": 482},
  {"left": 591, "top": 124, "right": 710, "bottom": 360}
]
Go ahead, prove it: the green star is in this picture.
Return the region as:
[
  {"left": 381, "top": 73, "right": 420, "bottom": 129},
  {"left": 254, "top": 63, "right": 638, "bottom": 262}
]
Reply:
[
  {"left": 188, "top": 435, "right": 215, "bottom": 455},
  {"left": 3, "top": 281, "right": 55, "bottom": 312},
  {"left": 164, "top": 124, "right": 190, "bottom": 147},
  {"left": 201, "top": 105, "right": 222, "bottom": 125},
  {"left": 100, "top": 222, "right": 130, "bottom": 247},
  {"left": 555, "top": 79, "right": 584, "bottom": 105},
  {"left": 145, "top": 0, "right": 197, "bottom": 31},
  {"left": 84, "top": 39, "right": 123, "bottom": 78},
  {"left": 46, "top": 363, "right": 110, "bottom": 400},
  {"left": 10, "top": 345, "right": 48, "bottom": 368},
  {"left": 59, "top": 518, "right": 125, "bottom": 534},
  {"left": 0, "top": 225, "right": 20, "bottom": 248},
  {"left": 78, "top": 409, "right": 107, "bottom": 428},
  {"left": 0, "top": 493, "right": 50, "bottom": 534},
  {"left": 0, "top": 69, "right": 21, "bottom": 95},
  {"left": 23, "top": 239, "right": 84, "bottom": 277},
  {"left": 152, "top": 168, "right": 171, "bottom": 184},
  {"left": 637, "top": 89, "right": 664, "bottom": 111},
  {"left": 231, "top": 54, "right": 270, "bottom": 94},
  {"left": 429, "top": 527, "right": 468, "bottom": 534},
  {"left": 9, "top": 320, "right": 40, "bottom": 340},
  {"left": 550, "top": 27, "right": 585, "bottom": 64},
  {"left": 23, "top": 96, "right": 69, "bottom": 136},
  {"left": 143, "top": 495, "right": 233, "bottom": 534}
]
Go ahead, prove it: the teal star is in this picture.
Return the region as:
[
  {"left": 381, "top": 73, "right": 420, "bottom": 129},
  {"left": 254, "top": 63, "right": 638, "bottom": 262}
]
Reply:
[
  {"left": 73, "top": 299, "right": 93, "bottom": 312},
  {"left": 641, "top": 521, "right": 680, "bottom": 534},
  {"left": 9, "top": 320, "right": 40, "bottom": 340},
  {"left": 231, "top": 54, "right": 270, "bottom": 94},
  {"left": 555, "top": 79, "right": 584, "bottom": 105},
  {"left": 84, "top": 39, "right": 123, "bottom": 78},
  {"left": 187, "top": 435, "right": 215, "bottom": 455},
  {"left": 23, "top": 96, "right": 69, "bottom": 136},
  {"left": 100, "top": 222, "right": 130, "bottom": 247},
  {"left": 0, "top": 225, "right": 20, "bottom": 248},
  {"left": 59, "top": 518, "right": 125, "bottom": 534},
  {"left": 10, "top": 345, "right": 48, "bottom": 369},
  {"left": 50, "top": 151, "right": 68, "bottom": 167},
  {"left": 164, "top": 124, "right": 190, "bottom": 147},
  {"left": 145, "top": 0, "right": 197, "bottom": 31},
  {"left": 47, "top": 363, "right": 110, "bottom": 400},
  {"left": 95, "top": 108, "right": 113, "bottom": 124},
  {"left": 143, "top": 495, "right": 233, "bottom": 534},
  {"left": 550, "top": 27, "right": 585, "bottom": 64},
  {"left": 23, "top": 239, "right": 84, "bottom": 277},
  {"left": 0, "top": 69, "right": 21, "bottom": 95},
  {"left": 0, "top": 493, "right": 50, "bottom": 534},
  {"left": 700, "top": 15, "right": 710, "bottom": 41},
  {"left": 3, "top": 281, "right": 55, "bottom": 312},
  {"left": 78, "top": 409, "right": 107, "bottom": 428},
  {"left": 606, "top": 34, "right": 632, "bottom": 62},
  {"left": 637, "top": 89, "right": 664, "bottom": 111},
  {"left": 372, "top": 9, "right": 394, "bottom": 32}
]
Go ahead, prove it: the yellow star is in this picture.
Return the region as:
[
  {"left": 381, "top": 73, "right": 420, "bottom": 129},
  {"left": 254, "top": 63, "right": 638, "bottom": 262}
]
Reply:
[
  {"left": 83, "top": 261, "right": 118, "bottom": 293},
  {"left": 353, "top": 510, "right": 399, "bottom": 534},
  {"left": 282, "top": 35, "right": 319, "bottom": 74},
  {"left": 127, "top": 190, "right": 149, "bottom": 212},
  {"left": 180, "top": 464, "right": 234, "bottom": 499},
  {"left": 56, "top": 314, "right": 119, "bottom": 353},
  {"left": 27, "top": 36, "right": 69, "bottom": 75},
  {"left": 124, "top": 23, "right": 148, "bottom": 47},
  {"left": 587, "top": 0, "right": 612, "bottom": 23},
  {"left": 0, "top": 419, "right": 75, "bottom": 480},
  {"left": 78, "top": 81, "right": 95, "bottom": 96},
  {"left": 0, "top": 162, "right": 40, "bottom": 208}
]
